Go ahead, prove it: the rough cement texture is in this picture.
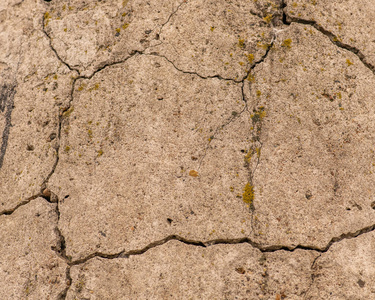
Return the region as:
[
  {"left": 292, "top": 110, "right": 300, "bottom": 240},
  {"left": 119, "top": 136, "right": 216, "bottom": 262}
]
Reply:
[{"left": 1, "top": 0, "right": 375, "bottom": 299}]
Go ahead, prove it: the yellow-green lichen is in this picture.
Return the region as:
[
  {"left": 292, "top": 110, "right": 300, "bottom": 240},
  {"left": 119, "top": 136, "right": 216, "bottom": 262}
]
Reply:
[
  {"left": 97, "top": 149, "right": 103, "bottom": 157},
  {"left": 263, "top": 14, "right": 273, "bottom": 24},
  {"left": 346, "top": 59, "right": 353, "bottom": 66},
  {"left": 281, "top": 39, "right": 292, "bottom": 48},
  {"left": 242, "top": 182, "right": 254, "bottom": 204},
  {"left": 238, "top": 39, "right": 245, "bottom": 48},
  {"left": 244, "top": 151, "right": 252, "bottom": 164},
  {"left": 62, "top": 107, "right": 74, "bottom": 118},
  {"left": 247, "top": 53, "right": 255, "bottom": 64},
  {"left": 77, "top": 83, "right": 86, "bottom": 91},
  {"left": 64, "top": 146, "right": 70, "bottom": 152}
]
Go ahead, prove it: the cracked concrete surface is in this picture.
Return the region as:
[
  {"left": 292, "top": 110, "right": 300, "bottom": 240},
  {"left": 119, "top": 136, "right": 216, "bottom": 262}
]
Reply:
[{"left": 1, "top": 0, "right": 375, "bottom": 299}]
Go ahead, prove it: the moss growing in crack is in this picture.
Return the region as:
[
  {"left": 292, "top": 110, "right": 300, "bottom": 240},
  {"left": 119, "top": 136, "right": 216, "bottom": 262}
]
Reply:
[
  {"left": 242, "top": 182, "right": 254, "bottom": 204},
  {"left": 244, "top": 150, "right": 252, "bottom": 164},
  {"left": 250, "top": 106, "right": 266, "bottom": 123},
  {"left": 263, "top": 14, "right": 273, "bottom": 24},
  {"left": 256, "top": 147, "right": 261, "bottom": 158},
  {"left": 62, "top": 107, "right": 74, "bottom": 118}
]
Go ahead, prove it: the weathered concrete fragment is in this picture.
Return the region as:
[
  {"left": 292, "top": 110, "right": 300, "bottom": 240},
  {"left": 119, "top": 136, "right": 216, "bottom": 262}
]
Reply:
[
  {"left": 49, "top": 54, "right": 258, "bottom": 260},
  {"left": 67, "top": 241, "right": 317, "bottom": 299},
  {"left": 43, "top": 0, "right": 186, "bottom": 77},
  {"left": 248, "top": 23, "right": 375, "bottom": 248},
  {"left": 148, "top": 0, "right": 283, "bottom": 79},
  {"left": 0, "top": 0, "right": 73, "bottom": 212},
  {"left": 284, "top": 0, "right": 375, "bottom": 73},
  {"left": 306, "top": 232, "right": 375, "bottom": 299},
  {"left": 0, "top": 199, "right": 67, "bottom": 299}
]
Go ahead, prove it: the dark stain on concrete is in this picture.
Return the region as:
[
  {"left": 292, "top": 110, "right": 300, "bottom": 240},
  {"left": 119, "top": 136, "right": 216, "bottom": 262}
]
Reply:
[{"left": 0, "top": 84, "right": 16, "bottom": 169}]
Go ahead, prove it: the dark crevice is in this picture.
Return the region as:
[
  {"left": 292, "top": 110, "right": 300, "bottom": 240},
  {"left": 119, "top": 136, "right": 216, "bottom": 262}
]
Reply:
[
  {"left": 283, "top": 8, "right": 375, "bottom": 75},
  {"left": 66, "top": 221, "right": 375, "bottom": 267},
  {"left": 281, "top": 0, "right": 290, "bottom": 25},
  {"left": 80, "top": 50, "right": 143, "bottom": 80},
  {"left": 0, "top": 194, "right": 41, "bottom": 216},
  {"left": 56, "top": 266, "right": 72, "bottom": 300}
]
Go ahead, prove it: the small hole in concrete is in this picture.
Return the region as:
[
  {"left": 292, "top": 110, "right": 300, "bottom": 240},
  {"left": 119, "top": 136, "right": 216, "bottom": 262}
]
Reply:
[
  {"left": 64, "top": 195, "right": 69, "bottom": 199},
  {"left": 305, "top": 190, "right": 312, "bottom": 200},
  {"left": 371, "top": 201, "right": 375, "bottom": 210},
  {"left": 26, "top": 144, "right": 34, "bottom": 151},
  {"left": 167, "top": 218, "right": 173, "bottom": 224}
]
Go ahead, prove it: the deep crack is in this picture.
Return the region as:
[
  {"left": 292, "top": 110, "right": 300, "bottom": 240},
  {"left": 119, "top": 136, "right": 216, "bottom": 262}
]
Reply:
[
  {"left": 282, "top": 4, "right": 375, "bottom": 75},
  {"left": 65, "top": 220, "right": 375, "bottom": 268}
]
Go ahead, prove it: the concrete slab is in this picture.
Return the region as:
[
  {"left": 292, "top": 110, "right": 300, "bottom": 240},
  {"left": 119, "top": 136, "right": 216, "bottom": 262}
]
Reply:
[{"left": 1, "top": 0, "right": 375, "bottom": 299}]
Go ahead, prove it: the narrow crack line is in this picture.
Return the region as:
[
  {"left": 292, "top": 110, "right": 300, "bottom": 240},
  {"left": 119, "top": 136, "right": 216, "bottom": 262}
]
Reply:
[
  {"left": 146, "top": 53, "right": 243, "bottom": 83},
  {"left": 303, "top": 253, "right": 321, "bottom": 299},
  {"left": 282, "top": 7, "right": 375, "bottom": 75},
  {"left": 198, "top": 105, "right": 247, "bottom": 171},
  {"left": 158, "top": 0, "right": 187, "bottom": 36},
  {"left": 66, "top": 222, "right": 375, "bottom": 266},
  {"left": 41, "top": 14, "right": 80, "bottom": 75},
  {"left": 80, "top": 50, "right": 143, "bottom": 80}
]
